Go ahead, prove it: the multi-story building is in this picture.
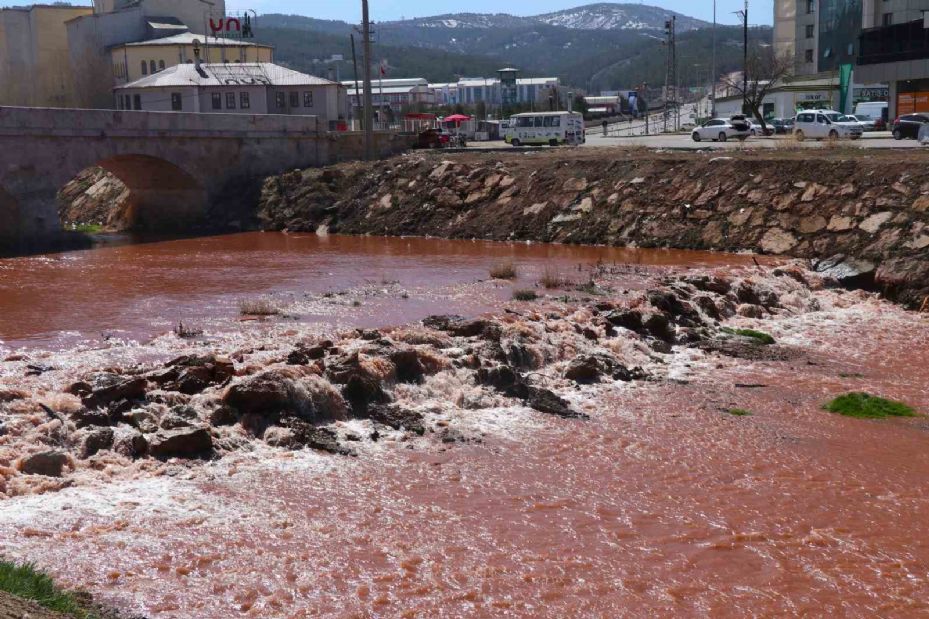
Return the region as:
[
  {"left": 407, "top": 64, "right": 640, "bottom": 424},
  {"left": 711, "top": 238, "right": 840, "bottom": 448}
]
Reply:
[
  {"left": 0, "top": 0, "right": 275, "bottom": 110},
  {"left": 115, "top": 61, "right": 348, "bottom": 128},
  {"left": 857, "top": 0, "right": 929, "bottom": 118},
  {"left": 342, "top": 78, "right": 437, "bottom": 113},
  {"left": 0, "top": 4, "right": 94, "bottom": 107},
  {"left": 111, "top": 32, "right": 273, "bottom": 86},
  {"left": 770, "top": 0, "right": 894, "bottom": 116}
]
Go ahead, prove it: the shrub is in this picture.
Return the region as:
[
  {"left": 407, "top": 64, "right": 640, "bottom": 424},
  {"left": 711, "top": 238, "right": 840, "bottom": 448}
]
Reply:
[
  {"left": 489, "top": 261, "right": 517, "bottom": 280},
  {"left": 238, "top": 298, "right": 280, "bottom": 316},
  {"left": 512, "top": 288, "right": 538, "bottom": 301},
  {"left": 726, "top": 408, "right": 753, "bottom": 417},
  {"left": 824, "top": 392, "right": 916, "bottom": 419}
]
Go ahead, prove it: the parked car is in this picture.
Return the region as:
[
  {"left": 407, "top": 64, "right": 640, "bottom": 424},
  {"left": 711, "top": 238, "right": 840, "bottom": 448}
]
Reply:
[
  {"left": 747, "top": 119, "right": 774, "bottom": 136},
  {"left": 770, "top": 117, "right": 795, "bottom": 135},
  {"left": 793, "top": 110, "right": 862, "bottom": 140},
  {"left": 892, "top": 114, "right": 929, "bottom": 140},
  {"left": 415, "top": 128, "right": 450, "bottom": 149},
  {"left": 691, "top": 116, "right": 751, "bottom": 142},
  {"left": 838, "top": 114, "right": 876, "bottom": 131}
]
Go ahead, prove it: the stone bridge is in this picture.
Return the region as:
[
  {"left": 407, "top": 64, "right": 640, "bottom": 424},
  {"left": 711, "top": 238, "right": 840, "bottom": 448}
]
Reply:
[{"left": 0, "top": 107, "right": 409, "bottom": 249}]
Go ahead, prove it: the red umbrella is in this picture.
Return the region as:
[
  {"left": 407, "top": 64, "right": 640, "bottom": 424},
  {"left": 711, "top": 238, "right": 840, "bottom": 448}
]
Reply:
[{"left": 444, "top": 114, "right": 472, "bottom": 124}]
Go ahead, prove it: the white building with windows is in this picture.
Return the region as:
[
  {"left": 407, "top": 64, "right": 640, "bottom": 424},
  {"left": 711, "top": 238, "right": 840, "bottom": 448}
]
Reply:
[{"left": 114, "top": 62, "right": 348, "bottom": 128}]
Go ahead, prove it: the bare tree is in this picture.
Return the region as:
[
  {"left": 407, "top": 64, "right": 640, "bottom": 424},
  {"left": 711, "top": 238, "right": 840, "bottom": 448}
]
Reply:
[{"left": 722, "top": 47, "right": 793, "bottom": 134}]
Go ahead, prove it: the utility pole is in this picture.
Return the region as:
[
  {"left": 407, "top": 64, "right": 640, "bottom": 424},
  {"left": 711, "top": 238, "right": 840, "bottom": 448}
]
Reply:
[
  {"left": 711, "top": 0, "right": 716, "bottom": 117},
  {"left": 361, "top": 0, "right": 374, "bottom": 160},
  {"left": 350, "top": 34, "right": 360, "bottom": 127},
  {"left": 736, "top": 0, "right": 748, "bottom": 114},
  {"left": 663, "top": 16, "right": 675, "bottom": 133}
]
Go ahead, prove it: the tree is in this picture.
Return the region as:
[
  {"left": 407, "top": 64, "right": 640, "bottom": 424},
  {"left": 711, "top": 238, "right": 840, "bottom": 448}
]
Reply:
[
  {"left": 721, "top": 46, "right": 793, "bottom": 133},
  {"left": 573, "top": 94, "right": 589, "bottom": 117}
]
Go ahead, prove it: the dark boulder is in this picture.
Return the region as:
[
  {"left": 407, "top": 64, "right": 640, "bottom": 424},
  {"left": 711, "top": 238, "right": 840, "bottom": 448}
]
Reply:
[
  {"left": 224, "top": 368, "right": 348, "bottom": 423},
  {"left": 79, "top": 428, "right": 114, "bottom": 458},
  {"left": 564, "top": 354, "right": 645, "bottom": 384},
  {"left": 604, "top": 309, "right": 643, "bottom": 333},
  {"left": 526, "top": 386, "right": 588, "bottom": 419},
  {"left": 815, "top": 254, "right": 877, "bottom": 291},
  {"left": 366, "top": 404, "right": 426, "bottom": 436},
  {"left": 113, "top": 430, "right": 148, "bottom": 459},
  {"left": 19, "top": 451, "right": 69, "bottom": 477},
  {"left": 159, "top": 354, "right": 235, "bottom": 394},
  {"left": 208, "top": 405, "right": 239, "bottom": 427},
  {"left": 326, "top": 353, "right": 391, "bottom": 414},
  {"left": 269, "top": 420, "right": 355, "bottom": 456},
  {"left": 81, "top": 374, "right": 147, "bottom": 410},
  {"left": 389, "top": 350, "right": 426, "bottom": 384},
  {"left": 477, "top": 365, "right": 587, "bottom": 419},
  {"left": 683, "top": 275, "right": 732, "bottom": 295},
  {"left": 69, "top": 407, "right": 112, "bottom": 428},
  {"left": 148, "top": 427, "right": 213, "bottom": 459},
  {"left": 422, "top": 315, "right": 501, "bottom": 339},
  {"left": 287, "top": 344, "right": 327, "bottom": 365},
  {"left": 643, "top": 312, "right": 676, "bottom": 343}
]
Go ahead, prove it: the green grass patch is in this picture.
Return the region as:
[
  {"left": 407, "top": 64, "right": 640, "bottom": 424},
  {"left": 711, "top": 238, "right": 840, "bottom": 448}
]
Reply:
[
  {"left": 824, "top": 392, "right": 916, "bottom": 420},
  {"left": 70, "top": 224, "right": 104, "bottom": 234},
  {"left": 725, "top": 408, "right": 753, "bottom": 417},
  {"left": 0, "top": 561, "right": 96, "bottom": 618},
  {"left": 721, "top": 327, "right": 775, "bottom": 345}
]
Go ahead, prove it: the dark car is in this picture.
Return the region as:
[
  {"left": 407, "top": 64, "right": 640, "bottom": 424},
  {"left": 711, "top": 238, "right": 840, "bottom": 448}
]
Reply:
[
  {"left": 415, "top": 128, "right": 450, "bottom": 149},
  {"left": 771, "top": 117, "right": 795, "bottom": 135},
  {"left": 892, "top": 114, "right": 929, "bottom": 140}
]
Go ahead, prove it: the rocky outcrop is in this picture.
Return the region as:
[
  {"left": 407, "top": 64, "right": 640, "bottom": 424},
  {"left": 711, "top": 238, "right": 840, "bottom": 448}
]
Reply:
[{"left": 257, "top": 152, "right": 929, "bottom": 307}]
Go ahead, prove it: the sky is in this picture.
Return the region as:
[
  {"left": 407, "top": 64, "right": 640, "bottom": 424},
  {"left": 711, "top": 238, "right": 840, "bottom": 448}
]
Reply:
[{"left": 3, "top": 1, "right": 774, "bottom": 27}]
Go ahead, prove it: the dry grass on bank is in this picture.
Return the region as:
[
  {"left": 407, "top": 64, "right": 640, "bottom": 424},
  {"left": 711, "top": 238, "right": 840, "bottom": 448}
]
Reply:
[
  {"left": 489, "top": 261, "right": 518, "bottom": 280},
  {"left": 238, "top": 298, "right": 281, "bottom": 316},
  {"left": 538, "top": 267, "right": 567, "bottom": 289}
]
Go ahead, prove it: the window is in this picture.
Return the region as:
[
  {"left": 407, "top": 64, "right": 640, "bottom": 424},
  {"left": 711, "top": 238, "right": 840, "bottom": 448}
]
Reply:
[
  {"left": 806, "top": 24, "right": 814, "bottom": 38},
  {"left": 882, "top": 12, "right": 892, "bottom": 26},
  {"left": 149, "top": 60, "right": 156, "bottom": 74},
  {"left": 226, "top": 92, "right": 236, "bottom": 109},
  {"left": 117, "top": 95, "right": 123, "bottom": 110},
  {"left": 240, "top": 92, "right": 250, "bottom": 109},
  {"left": 551, "top": 116, "right": 560, "bottom": 127},
  {"left": 303, "top": 91, "right": 313, "bottom": 107},
  {"left": 806, "top": 0, "right": 814, "bottom": 14},
  {"left": 125, "top": 95, "right": 132, "bottom": 110},
  {"left": 141, "top": 60, "right": 148, "bottom": 75},
  {"left": 171, "top": 92, "right": 182, "bottom": 111},
  {"left": 133, "top": 94, "right": 141, "bottom": 110},
  {"left": 158, "top": 60, "right": 165, "bottom": 71},
  {"left": 805, "top": 49, "right": 814, "bottom": 62},
  {"left": 276, "top": 91, "right": 286, "bottom": 108},
  {"left": 212, "top": 93, "right": 222, "bottom": 110},
  {"left": 543, "top": 116, "right": 553, "bottom": 127},
  {"left": 289, "top": 91, "right": 299, "bottom": 107},
  {"left": 534, "top": 116, "right": 544, "bottom": 127}
]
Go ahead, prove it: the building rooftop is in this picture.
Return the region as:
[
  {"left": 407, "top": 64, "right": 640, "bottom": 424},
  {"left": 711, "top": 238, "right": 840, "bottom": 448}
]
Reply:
[
  {"left": 115, "top": 62, "right": 339, "bottom": 89},
  {"left": 118, "top": 32, "right": 269, "bottom": 48}
]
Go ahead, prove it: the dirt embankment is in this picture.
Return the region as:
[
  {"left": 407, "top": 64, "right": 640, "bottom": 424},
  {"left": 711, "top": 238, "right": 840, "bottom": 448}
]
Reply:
[{"left": 257, "top": 149, "right": 929, "bottom": 307}]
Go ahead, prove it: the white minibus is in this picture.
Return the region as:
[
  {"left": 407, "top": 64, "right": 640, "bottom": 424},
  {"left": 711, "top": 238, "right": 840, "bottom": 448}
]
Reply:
[{"left": 505, "top": 112, "right": 585, "bottom": 147}]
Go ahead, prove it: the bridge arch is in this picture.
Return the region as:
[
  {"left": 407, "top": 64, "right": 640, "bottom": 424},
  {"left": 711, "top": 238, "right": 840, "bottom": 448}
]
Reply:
[
  {"left": 73, "top": 155, "right": 209, "bottom": 232},
  {"left": 0, "top": 186, "right": 19, "bottom": 242}
]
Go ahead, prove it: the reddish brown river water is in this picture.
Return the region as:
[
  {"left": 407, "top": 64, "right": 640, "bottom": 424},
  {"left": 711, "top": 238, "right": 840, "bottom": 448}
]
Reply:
[
  {"left": 1, "top": 233, "right": 928, "bottom": 618},
  {"left": 0, "top": 232, "right": 759, "bottom": 352}
]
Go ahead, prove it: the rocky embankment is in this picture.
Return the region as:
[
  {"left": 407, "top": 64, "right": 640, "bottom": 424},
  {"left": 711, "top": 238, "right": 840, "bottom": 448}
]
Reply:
[
  {"left": 0, "top": 264, "right": 819, "bottom": 497},
  {"left": 58, "top": 167, "right": 129, "bottom": 230},
  {"left": 257, "top": 150, "right": 929, "bottom": 307}
]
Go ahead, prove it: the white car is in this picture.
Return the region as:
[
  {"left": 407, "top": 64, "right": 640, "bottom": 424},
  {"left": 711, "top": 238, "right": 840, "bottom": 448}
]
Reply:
[
  {"left": 794, "top": 110, "right": 862, "bottom": 141},
  {"left": 691, "top": 116, "right": 752, "bottom": 142},
  {"left": 838, "top": 114, "right": 876, "bottom": 131}
]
